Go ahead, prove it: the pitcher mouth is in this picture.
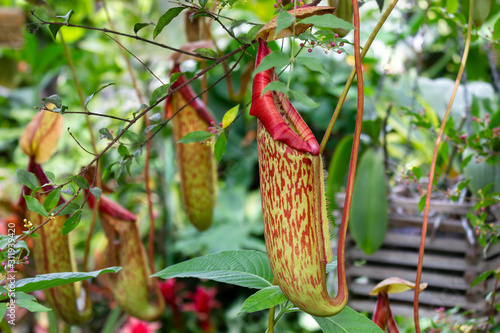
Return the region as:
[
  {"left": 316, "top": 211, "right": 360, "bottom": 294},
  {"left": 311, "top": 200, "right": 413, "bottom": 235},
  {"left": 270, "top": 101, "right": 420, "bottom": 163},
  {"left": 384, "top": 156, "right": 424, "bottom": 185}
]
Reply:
[{"left": 249, "top": 38, "right": 319, "bottom": 155}]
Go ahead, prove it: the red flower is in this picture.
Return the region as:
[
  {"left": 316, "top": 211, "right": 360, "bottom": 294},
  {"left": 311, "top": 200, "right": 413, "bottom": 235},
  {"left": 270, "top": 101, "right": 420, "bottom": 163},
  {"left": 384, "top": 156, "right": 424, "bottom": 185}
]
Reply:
[
  {"left": 182, "top": 286, "right": 221, "bottom": 332},
  {"left": 159, "top": 278, "right": 186, "bottom": 307},
  {"left": 118, "top": 316, "right": 161, "bottom": 333}
]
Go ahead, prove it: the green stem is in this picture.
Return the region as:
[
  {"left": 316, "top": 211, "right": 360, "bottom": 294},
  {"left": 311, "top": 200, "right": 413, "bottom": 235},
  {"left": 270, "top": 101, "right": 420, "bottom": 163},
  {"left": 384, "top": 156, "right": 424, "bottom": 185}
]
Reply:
[
  {"left": 319, "top": 0, "right": 400, "bottom": 154},
  {"left": 267, "top": 305, "right": 276, "bottom": 333},
  {"left": 413, "top": 0, "right": 474, "bottom": 331}
]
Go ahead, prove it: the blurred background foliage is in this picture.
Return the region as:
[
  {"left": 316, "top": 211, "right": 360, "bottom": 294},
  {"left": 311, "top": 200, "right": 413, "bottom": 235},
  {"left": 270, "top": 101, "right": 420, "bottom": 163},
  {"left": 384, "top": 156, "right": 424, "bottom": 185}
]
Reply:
[{"left": 0, "top": 0, "right": 499, "bottom": 331}]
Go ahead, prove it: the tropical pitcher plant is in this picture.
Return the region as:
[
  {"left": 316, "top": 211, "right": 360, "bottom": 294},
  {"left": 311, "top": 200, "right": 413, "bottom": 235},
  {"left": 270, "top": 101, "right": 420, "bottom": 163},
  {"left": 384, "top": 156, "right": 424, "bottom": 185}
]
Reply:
[
  {"left": 165, "top": 64, "right": 217, "bottom": 231},
  {"left": 18, "top": 107, "right": 93, "bottom": 324}
]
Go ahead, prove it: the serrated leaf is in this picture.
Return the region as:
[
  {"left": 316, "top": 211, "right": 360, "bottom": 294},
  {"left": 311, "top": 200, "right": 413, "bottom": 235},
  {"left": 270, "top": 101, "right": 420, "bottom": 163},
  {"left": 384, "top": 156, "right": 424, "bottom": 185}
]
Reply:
[
  {"left": 152, "top": 250, "right": 273, "bottom": 289},
  {"left": 261, "top": 81, "right": 289, "bottom": 96},
  {"left": 290, "top": 90, "right": 320, "bottom": 108},
  {"left": 153, "top": 7, "right": 185, "bottom": 39},
  {"left": 178, "top": 131, "right": 213, "bottom": 144},
  {"left": 134, "top": 22, "right": 154, "bottom": 34},
  {"left": 99, "top": 128, "right": 113, "bottom": 140},
  {"left": 254, "top": 51, "right": 290, "bottom": 75},
  {"left": 16, "top": 298, "right": 51, "bottom": 312},
  {"left": 193, "top": 48, "right": 218, "bottom": 59},
  {"left": 117, "top": 145, "right": 130, "bottom": 157},
  {"left": 313, "top": 306, "right": 384, "bottom": 332},
  {"left": 54, "top": 202, "right": 80, "bottom": 216},
  {"left": 239, "top": 285, "right": 287, "bottom": 314},
  {"left": 214, "top": 131, "right": 227, "bottom": 162},
  {"left": 17, "top": 169, "right": 39, "bottom": 190},
  {"left": 15, "top": 267, "right": 122, "bottom": 293},
  {"left": 418, "top": 194, "right": 427, "bottom": 213},
  {"left": 84, "top": 83, "right": 115, "bottom": 109},
  {"left": 89, "top": 187, "right": 102, "bottom": 201},
  {"left": 69, "top": 175, "right": 89, "bottom": 190},
  {"left": 62, "top": 210, "right": 82, "bottom": 236},
  {"left": 296, "top": 56, "right": 332, "bottom": 84},
  {"left": 43, "top": 188, "right": 61, "bottom": 213},
  {"left": 275, "top": 10, "right": 296, "bottom": 37},
  {"left": 23, "top": 194, "right": 49, "bottom": 217},
  {"left": 300, "top": 14, "right": 355, "bottom": 31},
  {"left": 222, "top": 105, "right": 239, "bottom": 128},
  {"left": 45, "top": 171, "right": 56, "bottom": 183},
  {"left": 149, "top": 83, "right": 174, "bottom": 106}
]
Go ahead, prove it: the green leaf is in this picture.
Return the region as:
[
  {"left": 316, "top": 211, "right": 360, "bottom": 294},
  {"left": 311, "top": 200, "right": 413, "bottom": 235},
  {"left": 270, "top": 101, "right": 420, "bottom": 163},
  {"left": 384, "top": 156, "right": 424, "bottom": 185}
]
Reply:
[
  {"left": 41, "top": 94, "right": 62, "bottom": 109},
  {"left": 149, "top": 82, "right": 174, "bottom": 106},
  {"left": 69, "top": 175, "right": 89, "bottom": 190},
  {"left": 84, "top": 83, "right": 115, "bottom": 109},
  {"left": 153, "top": 7, "right": 186, "bottom": 39},
  {"left": 199, "top": 0, "right": 208, "bottom": 7},
  {"left": 89, "top": 187, "right": 102, "bottom": 201},
  {"left": 117, "top": 145, "right": 130, "bottom": 157},
  {"left": 230, "top": 19, "right": 247, "bottom": 33},
  {"left": 471, "top": 270, "right": 495, "bottom": 288},
  {"left": 49, "top": 24, "right": 61, "bottom": 39},
  {"left": 222, "top": 105, "right": 239, "bottom": 128},
  {"left": 296, "top": 56, "right": 332, "bottom": 84},
  {"left": 17, "top": 169, "right": 39, "bottom": 190},
  {"left": 134, "top": 22, "right": 154, "bottom": 34},
  {"left": 145, "top": 124, "right": 161, "bottom": 134},
  {"left": 16, "top": 299, "right": 51, "bottom": 312},
  {"left": 62, "top": 210, "right": 82, "bottom": 236},
  {"left": 0, "top": 305, "right": 7, "bottom": 319},
  {"left": 254, "top": 51, "right": 290, "bottom": 75},
  {"left": 239, "top": 285, "right": 287, "bottom": 314},
  {"left": 261, "top": 81, "right": 289, "bottom": 96},
  {"left": 178, "top": 131, "right": 213, "bottom": 144},
  {"left": 362, "top": 118, "right": 382, "bottom": 143},
  {"left": 193, "top": 48, "right": 218, "bottom": 59},
  {"left": 412, "top": 166, "right": 422, "bottom": 180},
  {"left": 418, "top": 194, "right": 427, "bottom": 213},
  {"left": 275, "top": 10, "right": 295, "bottom": 37},
  {"left": 300, "top": 14, "right": 355, "bottom": 31},
  {"left": 23, "top": 194, "right": 49, "bottom": 217},
  {"left": 45, "top": 171, "right": 56, "bottom": 183},
  {"left": 247, "top": 24, "right": 264, "bottom": 41},
  {"left": 327, "top": 135, "right": 353, "bottom": 213},
  {"left": 149, "top": 113, "right": 162, "bottom": 123},
  {"left": 15, "top": 267, "right": 122, "bottom": 293},
  {"left": 313, "top": 306, "right": 384, "bottom": 332},
  {"left": 99, "top": 128, "right": 113, "bottom": 140},
  {"left": 215, "top": 132, "right": 227, "bottom": 162},
  {"left": 152, "top": 250, "right": 273, "bottom": 289},
  {"left": 376, "top": 0, "right": 384, "bottom": 11},
  {"left": 56, "top": 9, "right": 74, "bottom": 24},
  {"left": 54, "top": 202, "right": 80, "bottom": 216},
  {"left": 290, "top": 90, "right": 320, "bottom": 108},
  {"left": 349, "top": 149, "right": 388, "bottom": 254},
  {"left": 43, "top": 188, "right": 61, "bottom": 213},
  {"left": 14, "top": 292, "right": 36, "bottom": 301}
]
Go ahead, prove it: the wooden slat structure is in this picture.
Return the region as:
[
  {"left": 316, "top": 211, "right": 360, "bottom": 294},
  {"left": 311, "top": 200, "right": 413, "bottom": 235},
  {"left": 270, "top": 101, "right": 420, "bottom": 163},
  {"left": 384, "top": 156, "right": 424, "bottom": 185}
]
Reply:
[{"left": 335, "top": 192, "right": 499, "bottom": 319}]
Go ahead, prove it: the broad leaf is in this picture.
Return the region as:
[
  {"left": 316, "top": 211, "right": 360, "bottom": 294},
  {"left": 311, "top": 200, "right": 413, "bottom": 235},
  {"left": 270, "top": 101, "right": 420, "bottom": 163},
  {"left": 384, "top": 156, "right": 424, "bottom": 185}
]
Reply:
[
  {"left": 43, "top": 188, "right": 61, "bottom": 213},
  {"left": 54, "top": 202, "right": 80, "bottom": 216},
  {"left": 153, "top": 250, "right": 273, "bottom": 289},
  {"left": 134, "top": 22, "right": 154, "bottom": 34},
  {"left": 17, "top": 169, "right": 38, "bottom": 190},
  {"left": 16, "top": 267, "right": 122, "bottom": 293},
  {"left": 62, "top": 210, "right": 82, "bottom": 236},
  {"left": 16, "top": 299, "right": 51, "bottom": 312},
  {"left": 254, "top": 51, "right": 290, "bottom": 75},
  {"left": 239, "top": 285, "right": 287, "bottom": 314},
  {"left": 154, "top": 7, "right": 186, "bottom": 39},
  {"left": 349, "top": 149, "right": 388, "bottom": 254},
  {"left": 275, "top": 10, "right": 295, "bottom": 37},
  {"left": 290, "top": 90, "right": 320, "bottom": 108},
  {"left": 23, "top": 194, "right": 49, "bottom": 217},
  {"left": 193, "top": 48, "right": 218, "bottom": 59},
  {"left": 300, "top": 14, "right": 355, "bottom": 31},
  {"left": 313, "top": 306, "right": 384, "bottom": 332},
  {"left": 222, "top": 105, "right": 239, "bottom": 128},
  {"left": 178, "top": 131, "right": 213, "bottom": 144},
  {"left": 149, "top": 82, "right": 174, "bottom": 106},
  {"left": 214, "top": 132, "right": 227, "bottom": 162},
  {"left": 89, "top": 187, "right": 102, "bottom": 201},
  {"left": 296, "top": 56, "right": 332, "bottom": 84},
  {"left": 69, "top": 175, "right": 89, "bottom": 190},
  {"left": 262, "top": 81, "right": 289, "bottom": 96}
]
